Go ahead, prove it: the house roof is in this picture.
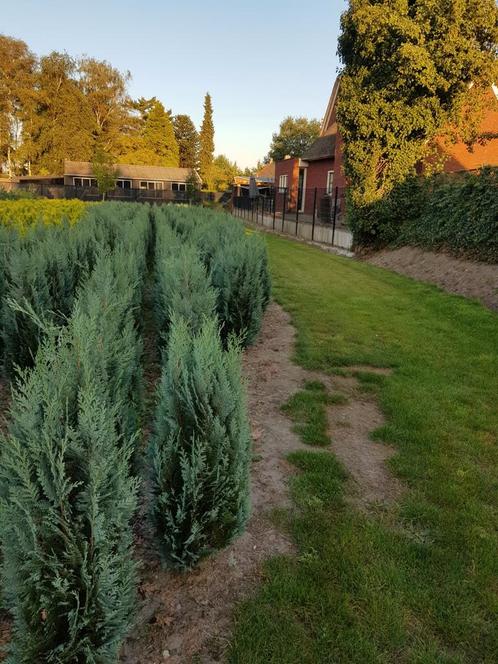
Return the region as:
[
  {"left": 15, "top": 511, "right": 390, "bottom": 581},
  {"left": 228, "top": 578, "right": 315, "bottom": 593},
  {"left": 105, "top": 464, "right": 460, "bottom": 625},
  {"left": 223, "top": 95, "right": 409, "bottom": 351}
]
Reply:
[
  {"left": 434, "top": 86, "right": 498, "bottom": 172},
  {"left": 256, "top": 161, "right": 275, "bottom": 180},
  {"left": 302, "top": 134, "right": 336, "bottom": 161},
  {"left": 321, "top": 77, "right": 341, "bottom": 136},
  {"left": 64, "top": 160, "right": 201, "bottom": 182}
]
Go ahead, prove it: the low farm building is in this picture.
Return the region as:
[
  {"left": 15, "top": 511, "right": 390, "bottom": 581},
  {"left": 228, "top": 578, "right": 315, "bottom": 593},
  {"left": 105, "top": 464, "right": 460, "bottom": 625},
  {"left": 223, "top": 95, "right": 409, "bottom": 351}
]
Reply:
[{"left": 18, "top": 161, "right": 201, "bottom": 192}]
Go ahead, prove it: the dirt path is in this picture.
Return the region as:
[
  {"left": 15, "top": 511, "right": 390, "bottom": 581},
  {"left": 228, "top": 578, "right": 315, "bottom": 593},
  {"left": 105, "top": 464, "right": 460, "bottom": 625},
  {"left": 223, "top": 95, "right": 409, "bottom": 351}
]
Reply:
[
  {"left": 121, "top": 303, "right": 305, "bottom": 664},
  {"left": 122, "top": 303, "right": 401, "bottom": 662},
  {"left": 364, "top": 246, "right": 498, "bottom": 311}
]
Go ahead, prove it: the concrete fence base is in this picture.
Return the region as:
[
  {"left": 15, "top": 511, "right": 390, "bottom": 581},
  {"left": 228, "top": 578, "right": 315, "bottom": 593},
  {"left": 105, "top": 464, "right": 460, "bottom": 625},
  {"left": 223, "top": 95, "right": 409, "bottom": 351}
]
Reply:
[{"left": 239, "top": 210, "right": 354, "bottom": 252}]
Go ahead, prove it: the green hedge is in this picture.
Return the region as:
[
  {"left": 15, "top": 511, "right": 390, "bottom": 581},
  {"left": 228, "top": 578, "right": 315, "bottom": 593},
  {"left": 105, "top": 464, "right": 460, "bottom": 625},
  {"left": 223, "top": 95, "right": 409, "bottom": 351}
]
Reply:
[
  {"left": 153, "top": 205, "right": 271, "bottom": 346},
  {"left": 154, "top": 219, "right": 216, "bottom": 348},
  {"left": 348, "top": 168, "right": 498, "bottom": 262}
]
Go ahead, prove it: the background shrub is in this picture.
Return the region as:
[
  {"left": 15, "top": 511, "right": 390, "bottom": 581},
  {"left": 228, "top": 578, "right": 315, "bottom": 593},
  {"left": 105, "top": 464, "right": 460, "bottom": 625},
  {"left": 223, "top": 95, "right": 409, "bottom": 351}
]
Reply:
[
  {"left": 348, "top": 168, "right": 498, "bottom": 262},
  {"left": 149, "top": 316, "right": 251, "bottom": 569}
]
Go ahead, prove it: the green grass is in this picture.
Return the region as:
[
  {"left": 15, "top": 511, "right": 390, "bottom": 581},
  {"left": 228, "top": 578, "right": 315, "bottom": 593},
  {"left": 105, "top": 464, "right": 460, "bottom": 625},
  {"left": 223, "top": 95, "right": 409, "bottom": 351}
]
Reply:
[
  {"left": 230, "top": 235, "right": 498, "bottom": 663},
  {"left": 281, "top": 381, "right": 346, "bottom": 446}
]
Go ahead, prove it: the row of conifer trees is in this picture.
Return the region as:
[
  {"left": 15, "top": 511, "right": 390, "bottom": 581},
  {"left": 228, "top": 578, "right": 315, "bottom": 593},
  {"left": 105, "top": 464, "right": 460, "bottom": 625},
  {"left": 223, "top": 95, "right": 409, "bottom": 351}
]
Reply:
[
  {"left": 0, "top": 204, "right": 150, "bottom": 661},
  {"left": 148, "top": 207, "right": 270, "bottom": 568},
  {"left": 0, "top": 203, "right": 271, "bottom": 660},
  {"left": 0, "top": 203, "right": 150, "bottom": 376}
]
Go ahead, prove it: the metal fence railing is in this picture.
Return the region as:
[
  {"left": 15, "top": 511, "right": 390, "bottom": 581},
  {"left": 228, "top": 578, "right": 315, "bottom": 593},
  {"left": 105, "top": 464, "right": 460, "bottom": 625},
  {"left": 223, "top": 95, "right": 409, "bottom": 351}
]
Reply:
[
  {"left": 15, "top": 183, "right": 230, "bottom": 206},
  {"left": 232, "top": 186, "right": 352, "bottom": 251}
]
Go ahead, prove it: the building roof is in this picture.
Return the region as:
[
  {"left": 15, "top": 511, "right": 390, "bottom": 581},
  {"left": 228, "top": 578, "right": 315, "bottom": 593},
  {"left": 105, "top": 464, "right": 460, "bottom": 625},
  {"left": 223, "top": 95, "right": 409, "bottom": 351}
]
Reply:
[
  {"left": 301, "top": 134, "right": 336, "bottom": 161},
  {"left": 321, "top": 77, "right": 341, "bottom": 136},
  {"left": 64, "top": 160, "right": 201, "bottom": 182},
  {"left": 256, "top": 161, "right": 275, "bottom": 180},
  {"left": 436, "top": 87, "right": 498, "bottom": 172}
]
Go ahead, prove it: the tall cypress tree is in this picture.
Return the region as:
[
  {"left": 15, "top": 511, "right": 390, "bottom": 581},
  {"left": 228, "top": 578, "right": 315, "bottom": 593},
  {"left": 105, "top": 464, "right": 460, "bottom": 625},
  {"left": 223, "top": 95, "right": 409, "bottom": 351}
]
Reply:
[
  {"left": 199, "top": 93, "right": 214, "bottom": 189},
  {"left": 173, "top": 114, "right": 200, "bottom": 169}
]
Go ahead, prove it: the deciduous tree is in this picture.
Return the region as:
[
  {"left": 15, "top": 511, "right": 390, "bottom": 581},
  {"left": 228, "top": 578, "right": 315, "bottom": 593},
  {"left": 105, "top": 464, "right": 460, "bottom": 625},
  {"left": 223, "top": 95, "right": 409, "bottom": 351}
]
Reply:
[
  {"left": 92, "top": 147, "right": 117, "bottom": 199},
  {"left": 0, "top": 35, "right": 36, "bottom": 176},
  {"left": 210, "top": 154, "right": 239, "bottom": 191},
  {"left": 337, "top": 0, "right": 498, "bottom": 207},
  {"left": 267, "top": 116, "right": 321, "bottom": 161},
  {"left": 30, "top": 52, "right": 95, "bottom": 174},
  {"left": 78, "top": 57, "right": 131, "bottom": 154}
]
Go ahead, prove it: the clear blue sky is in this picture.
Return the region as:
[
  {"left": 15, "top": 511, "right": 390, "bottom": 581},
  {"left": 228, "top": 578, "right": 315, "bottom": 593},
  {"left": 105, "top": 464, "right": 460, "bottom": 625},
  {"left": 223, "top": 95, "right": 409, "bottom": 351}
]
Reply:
[{"left": 2, "top": 0, "right": 347, "bottom": 168}]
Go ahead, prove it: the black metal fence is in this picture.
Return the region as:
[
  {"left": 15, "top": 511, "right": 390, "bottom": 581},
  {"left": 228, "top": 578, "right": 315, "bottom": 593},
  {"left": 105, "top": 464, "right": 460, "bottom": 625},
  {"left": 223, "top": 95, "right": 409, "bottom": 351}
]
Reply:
[
  {"left": 232, "top": 186, "right": 352, "bottom": 250},
  {"left": 18, "top": 183, "right": 229, "bottom": 205}
]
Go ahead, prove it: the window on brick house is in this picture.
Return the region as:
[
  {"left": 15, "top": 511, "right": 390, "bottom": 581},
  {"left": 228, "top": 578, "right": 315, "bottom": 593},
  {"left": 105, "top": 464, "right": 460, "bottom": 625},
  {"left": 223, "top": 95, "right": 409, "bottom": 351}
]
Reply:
[
  {"left": 326, "top": 170, "right": 334, "bottom": 194},
  {"left": 278, "top": 174, "right": 288, "bottom": 193}
]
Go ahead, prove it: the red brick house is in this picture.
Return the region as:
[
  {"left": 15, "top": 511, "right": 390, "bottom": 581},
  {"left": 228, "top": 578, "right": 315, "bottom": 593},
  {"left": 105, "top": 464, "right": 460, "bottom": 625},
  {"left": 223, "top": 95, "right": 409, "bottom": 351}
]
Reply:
[
  {"left": 274, "top": 78, "right": 498, "bottom": 218},
  {"left": 274, "top": 78, "right": 344, "bottom": 219}
]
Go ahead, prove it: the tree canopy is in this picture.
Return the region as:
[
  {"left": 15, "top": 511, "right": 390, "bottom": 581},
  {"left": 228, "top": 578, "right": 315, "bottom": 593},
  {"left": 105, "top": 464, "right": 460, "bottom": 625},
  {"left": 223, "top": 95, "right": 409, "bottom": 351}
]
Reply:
[
  {"left": 0, "top": 35, "right": 36, "bottom": 176},
  {"left": 337, "top": 0, "right": 498, "bottom": 207},
  {"left": 210, "top": 154, "right": 240, "bottom": 191},
  {"left": 0, "top": 35, "right": 220, "bottom": 177},
  {"left": 173, "top": 114, "right": 200, "bottom": 169},
  {"left": 266, "top": 116, "right": 321, "bottom": 162}
]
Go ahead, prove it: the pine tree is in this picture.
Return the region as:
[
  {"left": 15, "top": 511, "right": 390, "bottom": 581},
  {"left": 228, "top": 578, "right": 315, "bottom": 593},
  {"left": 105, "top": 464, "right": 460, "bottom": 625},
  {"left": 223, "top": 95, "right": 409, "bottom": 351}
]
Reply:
[
  {"left": 149, "top": 316, "right": 251, "bottom": 569},
  {"left": 173, "top": 114, "right": 200, "bottom": 169},
  {"left": 142, "top": 100, "right": 179, "bottom": 167},
  {"left": 199, "top": 93, "right": 215, "bottom": 189}
]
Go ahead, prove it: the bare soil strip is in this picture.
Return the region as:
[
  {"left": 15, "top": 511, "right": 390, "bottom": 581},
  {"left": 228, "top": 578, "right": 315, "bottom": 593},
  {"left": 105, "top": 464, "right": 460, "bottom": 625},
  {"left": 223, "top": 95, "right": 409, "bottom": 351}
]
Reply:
[
  {"left": 122, "top": 302, "right": 402, "bottom": 663},
  {"left": 364, "top": 246, "right": 498, "bottom": 311}
]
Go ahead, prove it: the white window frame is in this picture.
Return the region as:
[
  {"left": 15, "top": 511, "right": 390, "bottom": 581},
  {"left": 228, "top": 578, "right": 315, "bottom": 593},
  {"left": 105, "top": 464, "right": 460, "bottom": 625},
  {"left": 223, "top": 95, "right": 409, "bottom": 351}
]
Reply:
[
  {"left": 326, "top": 170, "right": 334, "bottom": 194},
  {"left": 116, "top": 179, "right": 132, "bottom": 190},
  {"left": 171, "top": 182, "right": 187, "bottom": 192},
  {"left": 278, "top": 174, "right": 288, "bottom": 193},
  {"left": 299, "top": 168, "right": 307, "bottom": 212},
  {"left": 73, "top": 177, "right": 97, "bottom": 187}
]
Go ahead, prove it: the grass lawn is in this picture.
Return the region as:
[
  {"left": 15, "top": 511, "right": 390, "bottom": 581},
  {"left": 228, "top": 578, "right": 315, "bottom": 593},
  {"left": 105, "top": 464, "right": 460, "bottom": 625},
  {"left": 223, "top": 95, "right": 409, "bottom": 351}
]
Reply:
[{"left": 230, "top": 235, "right": 498, "bottom": 663}]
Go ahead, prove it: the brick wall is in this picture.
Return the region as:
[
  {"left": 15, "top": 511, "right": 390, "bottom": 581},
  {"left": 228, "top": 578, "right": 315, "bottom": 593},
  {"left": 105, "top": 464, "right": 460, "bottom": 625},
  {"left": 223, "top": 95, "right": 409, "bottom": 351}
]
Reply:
[{"left": 274, "top": 157, "right": 300, "bottom": 212}]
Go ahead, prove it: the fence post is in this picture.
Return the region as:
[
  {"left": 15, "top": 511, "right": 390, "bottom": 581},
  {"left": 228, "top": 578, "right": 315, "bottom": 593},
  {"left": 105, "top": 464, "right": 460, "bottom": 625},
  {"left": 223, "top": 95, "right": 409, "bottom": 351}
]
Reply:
[
  {"left": 295, "top": 194, "right": 299, "bottom": 235},
  {"left": 331, "top": 186, "right": 339, "bottom": 246},
  {"left": 261, "top": 196, "right": 264, "bottom": 224},
  {"left": 311, "top": 187, "right": 317, "bottom": 242},
  {"left": 273, "top": 189, "right": 277, "bottom": 230},
  {"left": 282, "top": 189, "right": 286, "bottom": 232}
]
